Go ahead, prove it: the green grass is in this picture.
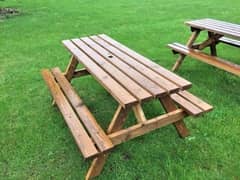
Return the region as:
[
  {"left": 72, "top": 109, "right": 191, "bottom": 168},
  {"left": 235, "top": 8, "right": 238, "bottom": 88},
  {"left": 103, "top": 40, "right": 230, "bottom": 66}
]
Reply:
[{"left": 1, "top": 0, "right": 240, "bottom": 179}]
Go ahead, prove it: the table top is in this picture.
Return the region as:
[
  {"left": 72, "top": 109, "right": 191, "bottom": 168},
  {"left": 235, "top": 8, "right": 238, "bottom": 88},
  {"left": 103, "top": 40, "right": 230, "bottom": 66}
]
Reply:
[
  {"left": 63, "top": 34, "right": 192, "bottom": 107},
  {"left": 185, "top": 18, "right": 240, "bottom": 40}
]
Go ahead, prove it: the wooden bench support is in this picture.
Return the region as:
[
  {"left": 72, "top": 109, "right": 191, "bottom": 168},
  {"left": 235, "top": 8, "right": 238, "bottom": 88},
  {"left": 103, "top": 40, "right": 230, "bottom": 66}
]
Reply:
[
  {"left": 172, "top": 30, "right": 200, "bottom": 71},
  {"left": 72, "top": 68, "right": 90, "bottom": 78},
  {"left": 109, "top": 109, "right": 186, "bottom": 145},
  {"left": 133, "top": 104, "right": 147, "bottom": 123},
  {"left": 64, "top": 55, "right": 79, "bottom": 81},
  {"left": 169, "top": 43, "right": 240, "bottom": 76},
  {"left": 160, "top": 96, "right": 189, "bottom": 138},
  {"left": 86, "top": 105, "right": 130, "bottom": 180}
]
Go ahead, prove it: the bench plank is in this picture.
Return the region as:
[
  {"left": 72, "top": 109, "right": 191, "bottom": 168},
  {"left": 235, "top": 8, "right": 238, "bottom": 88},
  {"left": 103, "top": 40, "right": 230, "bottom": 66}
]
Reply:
[
  {"left": 72, "top": 38, "right": 152, "bottom": 101},
  {"left": 51, "top": 67, "right": 114, "bottom": 152},
  {"left": 168, "top": 43, "right": 240, "bottom": 76},
  {"left": 170, "top": 93, "right": 203, "bottom": 116},
  {"left": 41, "top": 69, "right": 99, "bottom": 159},
  {"left": 81, "top": 37, "right": 166, "bottom": 97},
  {"left": 99, "top": 34, "right": 192, "bottom": 89},
  {"left": 219, "top": 37, "right": 240, "bottom": 48},
  {"left": 178, "top": 91, "right": 213, "bottom": 112},
  {"left": 91, "top": 35, "right": 179, "bottom": 93},
  {"left": 62, "top": 40, "right": 137, "bottom": 107}
]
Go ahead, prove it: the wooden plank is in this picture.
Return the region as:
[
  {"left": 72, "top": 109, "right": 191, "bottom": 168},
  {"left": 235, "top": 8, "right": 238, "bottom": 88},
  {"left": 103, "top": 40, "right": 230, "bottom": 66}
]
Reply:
[
  {"left": 132, "top": 104, "right": 147, "bottom": 123},
  {"left": 98, "top": 34, "right": 192, "bottom": 89},
  {"left": 91, "top": 35, "right": 180, "bottom": 93},
  {"left": 168, "top": 43, "right": 240, "bottom": 76},
  {"left": 72, "top": 68, "right": 90, "bottom": 78},
  {"left": 178, "top": 91, "right": 213, "bottom": 112},
  {"left": 219, "top": 37, "right": 240, "bottom": 48},
  {"left": 186, "top": 19, "right": 240, "bottom": 40},
  {"left": 170, "top": 93, "right": 203, "bottom": 116},
  {"left": 72, "top": 38, "right": 152, "bottom": 101},
  {"left": 81, "top": 37, "right": 166, "bottom": 97},
  {"left": 62, "top": 40, "right": 137, "bottom": 108},
  {"left": 204, "top": 19, "right": 240, "bottom": 30},
  {"left": 203, "top": 19, "right": 240, "bottom": 33},
  {"left": 41, "top": 69, "right": 99, "bottom": 159},
  {"left": 194, "top": 22, "right": 240, "bottom": 36},
  {"left": 51, "top": 67, "right": 114, "bottom": 152},
  {"left": 108, "top": 109, "right": 186, "bottom": 145}
]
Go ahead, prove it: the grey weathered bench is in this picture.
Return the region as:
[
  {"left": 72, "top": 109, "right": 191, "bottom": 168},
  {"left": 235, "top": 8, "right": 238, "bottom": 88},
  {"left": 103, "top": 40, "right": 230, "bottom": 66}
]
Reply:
[
  {"left": 42, "top": 34, "right": 213, "bottom": 179},
  {"left": 169, "top": 18, "right": 240, "bottom": 76}
]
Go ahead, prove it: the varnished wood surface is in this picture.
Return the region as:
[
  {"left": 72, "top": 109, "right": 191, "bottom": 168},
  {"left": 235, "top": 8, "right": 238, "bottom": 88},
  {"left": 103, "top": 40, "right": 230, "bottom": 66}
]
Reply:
[{"left": 62, "top": 34, "right": 192, "bottom": 107}]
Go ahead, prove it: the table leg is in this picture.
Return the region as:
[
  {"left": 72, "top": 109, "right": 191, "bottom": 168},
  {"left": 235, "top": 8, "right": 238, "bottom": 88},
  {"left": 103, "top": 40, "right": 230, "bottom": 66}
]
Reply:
[
  {"left": 86, "top": 105, "right": 130, "bottom": 180},
  {"left": 172, "top": 30, "right": 200, "bottom": 71},
  {"left": 133, "top": 104, "right": 147, "bottom": 123},
  {"left": 64, "top": 55, "right": 79, "bottom": 81},
  {"left": 159, "top": 96, "right": 189, "bottom": 138},
  {"left": 208, "top": 32, "right": 217, "bottom": 56}
]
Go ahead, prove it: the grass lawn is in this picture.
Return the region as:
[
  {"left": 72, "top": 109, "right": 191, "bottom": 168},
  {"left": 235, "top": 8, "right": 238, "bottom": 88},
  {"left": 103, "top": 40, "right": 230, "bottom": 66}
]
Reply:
[{"left": 1, "top": 0, "right": 240, "bottom": 179}]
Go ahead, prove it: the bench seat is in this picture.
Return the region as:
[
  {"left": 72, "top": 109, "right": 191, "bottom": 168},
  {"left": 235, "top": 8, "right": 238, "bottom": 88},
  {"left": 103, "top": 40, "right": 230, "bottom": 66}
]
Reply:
[
  {"left": 42, "top": 67, "right": 114, "bottom": 159},
  {"left": 218, "top": 37, "right": 240, "bottom": 48},
  {"left": 170, "top": 90, "right": 213, "bottom": 116},
  {"left": 168, "top": 42, "right": 240, "bottom": 76}
]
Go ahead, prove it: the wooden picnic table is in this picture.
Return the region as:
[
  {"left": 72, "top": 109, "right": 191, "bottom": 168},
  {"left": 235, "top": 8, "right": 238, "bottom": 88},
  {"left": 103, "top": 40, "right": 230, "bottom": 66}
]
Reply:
[
  {"left": 42, "top": 34, "right": 212, "bottom": 179},
  {"left": 169, "top": 18, "right": 240, "bottom": 76}
]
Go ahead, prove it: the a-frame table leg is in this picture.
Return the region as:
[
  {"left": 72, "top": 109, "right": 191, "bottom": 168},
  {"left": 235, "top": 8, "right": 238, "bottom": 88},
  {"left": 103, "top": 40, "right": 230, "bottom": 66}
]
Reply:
[
  {"left": 208, "top": 32, "right": 218, "bottom": 56},
  {"left": 172, "top": 30, "right": 200, "bottom": 71},
  {"left": 64, "top": 55, "right": 79, "bottom": 81},
  {"left": 159, "top": 96, "right": 189, "bottom": 138},
  {"left": 85, "top": 105, "right": 130, "bottom": 180}
]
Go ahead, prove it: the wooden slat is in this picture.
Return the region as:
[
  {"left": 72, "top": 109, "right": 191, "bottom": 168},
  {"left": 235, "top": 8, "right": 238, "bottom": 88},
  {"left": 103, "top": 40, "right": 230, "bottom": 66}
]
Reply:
[
  {"left": 98, "top": 34, "right": 192, "bottom": 89},
  {"left": 168, "top": 43, "right": 240, "bottom": 76},
  {"left": 51, "top": 67, "right": 114, "bottom": 152},
  {"left": 200, "top": 19, "right": 240, "bottom": 34},
  {"left": 62, "top": 40, "right": 137, "bottom": 108},
  {"left": 41, "top": 69, "right": 99, "bottom": 159},
  {"left": 204, "top": 19, "right": 240, "bottom": 33},
  {"left": 186, "top": 19, "right": 240, "bottom": 40},
  {"left": 170, "top": 94, "right": 203, "bottom": 116},
  {"left": 108, "top": 109, "right": 186, "bottom": 145},
  {"left": 219, "top": 37, "right": 240, "bottom": 48},
  {"left": 81, "top": 37, "right": 166, "bottom": 97},
  {"left": 178, "top": 91, "right": 213, "bottom": 112},
  {"left": 91, "top": 35, "right": 180, "bottom": 93},
  {"left": 72, "top": 38, "right": 152, "bottom": 101},
  {"left": 187, "top": 19, "right": 240, "bottom": 33}
]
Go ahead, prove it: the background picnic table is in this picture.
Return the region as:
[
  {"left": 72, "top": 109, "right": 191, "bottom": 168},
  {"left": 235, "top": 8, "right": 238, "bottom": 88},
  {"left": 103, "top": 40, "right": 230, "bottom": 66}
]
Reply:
[{"left": 1, "top": 0, "right": 240, "bottom": 179}]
